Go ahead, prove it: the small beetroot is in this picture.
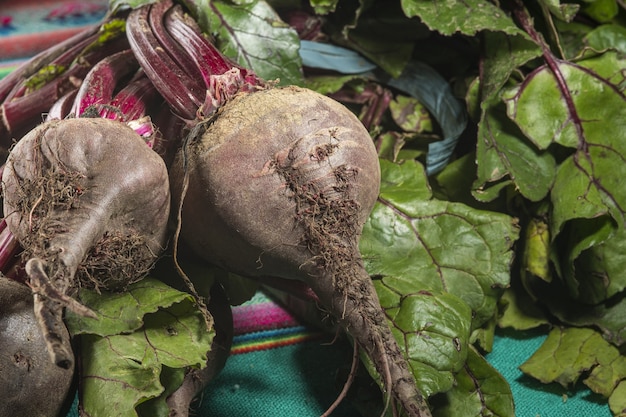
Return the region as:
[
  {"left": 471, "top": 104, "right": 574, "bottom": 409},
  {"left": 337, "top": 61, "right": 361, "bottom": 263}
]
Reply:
[{"left": 2, "top": 117, "right": 171, "bottom": 368}]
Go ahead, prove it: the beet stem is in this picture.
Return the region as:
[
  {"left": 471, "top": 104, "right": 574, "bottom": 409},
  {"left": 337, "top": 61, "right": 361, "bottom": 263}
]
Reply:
[
  {"left": 126, "top": 2, "right": 202, "bottom": 120},
  {"left": 162, "top": 4, "right": 265, "bottom": 118},
  {"left": 71, "top": 49, "right": 139, "bottom": 117}
]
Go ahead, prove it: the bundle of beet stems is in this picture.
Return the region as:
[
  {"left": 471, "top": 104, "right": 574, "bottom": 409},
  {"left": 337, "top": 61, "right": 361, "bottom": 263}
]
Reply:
[{"left": 0, "top": 1, "right": 432, "bottom": 416}]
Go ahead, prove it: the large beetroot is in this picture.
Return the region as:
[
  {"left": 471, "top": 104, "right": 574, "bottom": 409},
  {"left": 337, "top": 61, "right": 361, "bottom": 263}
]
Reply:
[
  {"left": 168, "top": 86, "right": 430, "bottom": 416},
  {"left": 2, "top": 117, "right": 171, "bottom": 368}
]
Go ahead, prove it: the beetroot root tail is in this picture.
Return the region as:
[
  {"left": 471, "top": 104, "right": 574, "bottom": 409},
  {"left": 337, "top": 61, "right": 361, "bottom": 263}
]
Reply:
[
  {"left": 310, "top": 263, "right": 432, "bottom": 417},
  {"left": 26, "top": 257, "right": 95, "bottom": 368}
]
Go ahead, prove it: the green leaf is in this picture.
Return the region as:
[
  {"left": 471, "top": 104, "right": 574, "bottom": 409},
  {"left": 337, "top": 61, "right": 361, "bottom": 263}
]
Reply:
[
  {"left": 546, "top": 286, "right": 626, "bottom": 346},
  {"left": 472, "top": 100, "right": 556, "bottom": 203},
  {"left": 480, "top": 31, "right": 542, "bottom": 103},
  {"left": 136, "top": 367, "right": 186, "bottom": 417},
  {"left": 309, "top": 0, "right": 340, "bottom": 14},
  {"left": 559, "top": 220, "right": 626, "bottom": 304},
  {"left": 360, "top": 159, "right": 518, "bottom": 397},
  {"left": 183, "top": 0, "right": 303, "bottom": 85},
  {"left": 497, "top": 287, "right": 549, "bottom": 331},
  {"left": 373, "top": 289, "right": 472, "bottom": 397},
  {"left": 400, "top": 0, "right": 527, "bottom": 36},
  {"left": 362, "top": 160, "right": 519, "bottom": 329},
  {"left": 304, "top": 74, "right": 365, "bottom": 95},
  {"left": 539, "top": 0, "right": 580, "bottom": 22},
  {"left": 584, "top": 24, "right": 626, "bottom": 54},
  {"left": 522, "top": 217, "right": 552, "bottom": 283},
  {"left": 65, "top": 278, "right": 194, "bottom": 337},
  {"left": 431, "top": 347, "right": 514, "bottom": 417},
  {"left": 389, "top": 95, "right": 433, "bottom": 133},
  {"left": 502, "top": 58, "right": 626, "bottom": 151},
  {"left": 108, "top": 0, "right": 156, "bottom": 13},
  {"left": 378, "top": 159, "right": 432, "bottom": 205},
  {"left": 520, "top": 327, "right": 626, "bottom": 398},
  {"left": 609, "top": 380, "right": 626, "bottom": 416},
  {"left": 582, "top": 0, "right": 619, "bottom": 23},
  {"left": 78, "top": 298, "right": 213, "bottom": 417}
]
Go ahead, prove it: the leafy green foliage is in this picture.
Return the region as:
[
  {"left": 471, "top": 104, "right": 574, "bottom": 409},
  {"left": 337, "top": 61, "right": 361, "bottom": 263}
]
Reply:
[
  {"left": 431, "top": 347, "right": 514, "bottom": 417},
  {"left": 360, "top": 160, "right": 518, "bottom": 403},
  {"left": 66, "top": 278, "right": 214, "bottom": 417}
]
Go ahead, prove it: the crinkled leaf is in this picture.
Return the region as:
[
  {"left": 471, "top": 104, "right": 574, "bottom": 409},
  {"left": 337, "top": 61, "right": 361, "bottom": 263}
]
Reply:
[
  {"left": 520, "top": 327, "right": 626, "bottom": 399},
  {"left": 504, "top": 57, "right": 626, "bottom": 231},
  {"left": 378, "top": 158, "right": 432, "bottom": 203},
  {"left": 65, "top": 278, "right": 195, "bottom": 337},
  {"left": 183, "top": 0, "right": 303, "bottom": 85},
  {"left": 502, "top": 58, "right": 626, "bottom": 150},
  {"left": 372, "top": 288, "right": 472, "bottom": 397},
  {"left": 78, "top": 294, "right": 214, "bottom": 417},
  {"left": 472, "top": 100, "right": 556, "bottom": 203},
  {"left": 362, "top": 159, "right": 519, "bottom": 329},
  {"left": 431, "top": 347, "right": 514, "bottom": 417},
  {"left": 360, "top": 159, "right": 518, "bottom": 396},
  {"left": 400, "top": 0, "right": 526, "bottom": 36}
]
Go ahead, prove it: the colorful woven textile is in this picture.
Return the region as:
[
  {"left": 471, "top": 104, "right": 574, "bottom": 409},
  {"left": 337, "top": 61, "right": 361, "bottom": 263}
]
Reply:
[{"left": 0, "top": 2, "right": 613, "bottom": 416}]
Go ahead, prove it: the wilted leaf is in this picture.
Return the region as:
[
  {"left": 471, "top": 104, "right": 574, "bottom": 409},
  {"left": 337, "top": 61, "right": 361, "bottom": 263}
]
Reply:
[
  {"left": 497, "top": 287, "right": 549, "bottom": 331},
  {"left": 431, "top": 347, "right": 514, "bottom": 417},
  {"left": 520, "top": 327, "right": 626, "bottom": 397},
  {"left": 609, "top": 380, "right": 626, "bottom": 416},
  {"left": 373, "top": 288, "right": 472, "bottom": 396}
]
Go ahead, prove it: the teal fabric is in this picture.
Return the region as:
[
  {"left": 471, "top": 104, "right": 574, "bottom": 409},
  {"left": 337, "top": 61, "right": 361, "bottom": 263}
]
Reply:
[{"left": 199, "top": 339, "right": 360, "bottom": 416}]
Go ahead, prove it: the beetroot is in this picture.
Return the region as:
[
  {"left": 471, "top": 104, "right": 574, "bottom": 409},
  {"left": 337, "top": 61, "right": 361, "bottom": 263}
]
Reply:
[
  {"left": 0, "top": 276, "right": 74, "bottom": 417},
  {"left": 2, "top": 117, "right": 171, "bottom": 368},
  {"left": 168, "top": 86, "right": 431, "bottom": 416}
]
